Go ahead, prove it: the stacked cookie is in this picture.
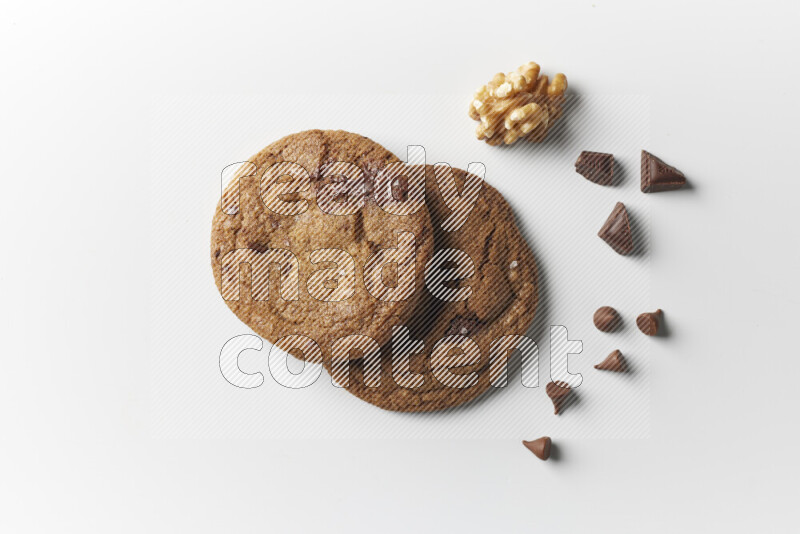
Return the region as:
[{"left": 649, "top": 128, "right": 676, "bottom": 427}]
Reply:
[{"left": 211, "top": 130, "right": 537, "bottom": 412}]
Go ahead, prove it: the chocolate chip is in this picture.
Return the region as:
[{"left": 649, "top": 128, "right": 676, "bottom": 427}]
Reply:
[
  {"left": 522, "top": 436, "right": 552, "bottom": 460},
  {"left": 446, "top": 316, "right": 483, "bottom": 337},
  {"left": 546, "top": 381, "right": 571, "bottom": 415},
  {"left": 641, "top": 150, "right": 686, "bottom": 193},
  {"left": 595, "top": 349, "right": 626, "bottom": 372},
  {"left": 593, "top": 306, "right": 621, "bottom": 332},
  {"left": 598, "top": 202, "right": 633, "bottom": 255},
  {"left": 636, "top": 309, "right": 662, "bottom": 336},
  {"left": 575, "top": 151, "right": 614, "bottom": 185}
]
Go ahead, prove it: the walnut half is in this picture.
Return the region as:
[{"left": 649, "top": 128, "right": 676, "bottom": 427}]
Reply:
[{"left": 468, "top": 62, "right": 567, "bottom": 146}]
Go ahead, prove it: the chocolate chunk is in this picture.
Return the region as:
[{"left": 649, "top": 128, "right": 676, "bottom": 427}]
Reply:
[
  {"left": 546, "top": 381, "right": 571, "bottom": 415},
  {"left": 595, "top": 349, "right": 626, "bottom": 372},
  {"left": 641, "top": 150, "right": 686, "bottom": 192},
  {"left": 593, "top": 306, "right": 621, "bottom": 332},
  {"left": 598, "top": 202, "right": 633, "bottom": 255},
  {"left": 247, "top": 239, "right": 270, "bottom": 253},
  {"left": 522, "top": 436, "right": 552, "bottom": 460},
  {"left": 636, "top": 309, "right": 662, "bottom": 336},
  {"left": 575, "top": 151, "right": 614, "bottom": 185}
]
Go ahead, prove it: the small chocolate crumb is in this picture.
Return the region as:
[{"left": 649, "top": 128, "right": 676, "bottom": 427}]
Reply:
[
  {"left": 522, "top": 436, "right": 552, "bottom": 460},
  {"left": 641, "top": 150, "right": 686, "bottom": 193},
  {"left": 593, "top": 306, "right": 621, "bottom": 332},
  {"left": 595, "top": 349, "right": 626, "bottom": 372},
  {"left": 598, "top": 202, "right": 633, "bottom": 255},
  {"left": 446, "top": 316, "right": 483, "bottom": 337},
  {"left": 575, "top": 151, "right": 614, "bottom": 185},
  {"left": 546, "top": 381, "right": 571, "bottom": 415},
  {"left": 391, "top": 176, "right": 409, "bottom": 201},
  {"left": 636, "top": 309, "right": 662, "bottom": 336}
]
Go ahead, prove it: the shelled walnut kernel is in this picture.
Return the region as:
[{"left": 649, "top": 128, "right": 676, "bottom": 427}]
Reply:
[{"left": 468, "top": 62, "right": 567, "bottom": 146}]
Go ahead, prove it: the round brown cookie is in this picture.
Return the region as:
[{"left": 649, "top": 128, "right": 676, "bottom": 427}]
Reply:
[
  {"left": 210, "top": 130, "right": 435, "bottom": 361},
  {"left": 325, "top": 166, "right": 537, "bottom": 411}
]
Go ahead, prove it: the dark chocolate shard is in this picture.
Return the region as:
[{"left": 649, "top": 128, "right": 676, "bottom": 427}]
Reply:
[
  {"left": 598, "top": 202, "right": 633, "bottom": 255},
  {"left": 593, "top": 306, "right": 621, "bottom": 332},
  {"left": 595, "top": 349, "right": 626, "bottom": 372},
  {"left": 636, "top": 309, "right": 662, "bottom": 336},
  {"left": 546, "top": 381, "right": 571, "bottom": 415},
  {"left": 522, "top": 436, "right": 552, "bottom": 460},
  {"left": 641, "top": 150, "right": 686, "bottom": 193},
  {"left": 575, "top": 151, "right": 614, "bottom": 185}
]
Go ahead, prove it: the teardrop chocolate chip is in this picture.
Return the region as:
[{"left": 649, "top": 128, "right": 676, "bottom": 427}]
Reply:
[
  {"left": 522, "top": 436, "right": 552, "bottom": 460},
  {"left": 546, "top": 381, "right": 571, "bottom": 415},
  {"left": 636, "top": 309, "right": 663, "bottom": 336},
  {"left": 593, "top": 306, "right": 621, "bottom": 332},
  {"left": 595, "top": 349, "right": 626, "bottom": 372}
]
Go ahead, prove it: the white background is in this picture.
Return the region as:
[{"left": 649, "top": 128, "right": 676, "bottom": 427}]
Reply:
[
  {"left": 150, "top": 93, "right": 652, "bottom": 440},
  {"left": 2, "top": 0, "right": 799, "bottom": 532}
]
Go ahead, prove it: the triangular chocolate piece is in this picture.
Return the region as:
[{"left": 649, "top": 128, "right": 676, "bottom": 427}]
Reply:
[
  {"left": 575, "top": 151, "right": 614, "bottom": 185},
  {"left": 522, "top": 437, "right": 552, "bottom": 460},
  {"left": 641, "top": 150, "right": 686, "bottom": 192},
  {"left": 546, "top": 381, "right": 571, "bottom": 415},
  {"left": 598, "top": 202, "right": 633, "bottom": 255},
  {"left": 595, "top": 349, "right": 626, "bottom": 372}
]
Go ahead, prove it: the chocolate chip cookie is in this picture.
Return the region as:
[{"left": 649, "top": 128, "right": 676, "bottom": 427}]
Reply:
[
  {"left": 326, "top": 166, "right": 538, "bottom": 411},
  {"left": 210, "top": 130, "right": 435, "bottom": 361}
]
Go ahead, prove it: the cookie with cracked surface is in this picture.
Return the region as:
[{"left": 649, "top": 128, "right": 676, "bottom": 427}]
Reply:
[
  {"left": 325, "top": 166, "right": 537, "bottom": 411},
  {"left": 210, "top": 130, "right": 435, "bottom": 361}
]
